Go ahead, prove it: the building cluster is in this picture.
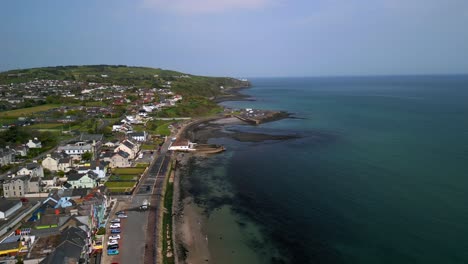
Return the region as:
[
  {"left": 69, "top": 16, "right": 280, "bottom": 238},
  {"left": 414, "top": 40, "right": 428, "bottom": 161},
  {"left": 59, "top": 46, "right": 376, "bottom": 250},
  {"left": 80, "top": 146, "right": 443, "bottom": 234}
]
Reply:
[
  {"left": 0, "top": 186, "right": 111, "bottom": 263},
  {"left": 2, "top": 133, "right": 145, "bottom": 198}
]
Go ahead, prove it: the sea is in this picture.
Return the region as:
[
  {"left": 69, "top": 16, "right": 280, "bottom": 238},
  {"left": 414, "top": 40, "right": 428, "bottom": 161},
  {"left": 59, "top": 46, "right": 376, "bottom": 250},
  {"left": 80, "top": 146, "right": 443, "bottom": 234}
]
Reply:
[{"left": 181, "top": 75, "right": 468, "bottom": 264}]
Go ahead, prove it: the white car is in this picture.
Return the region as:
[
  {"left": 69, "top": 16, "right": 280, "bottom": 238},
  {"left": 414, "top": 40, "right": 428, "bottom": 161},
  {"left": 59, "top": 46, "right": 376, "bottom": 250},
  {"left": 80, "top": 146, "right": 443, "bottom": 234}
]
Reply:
[
  {"left": 107, "top": 239, "right": 118, "bottom": 245},
  {"left": 109, "top": 234, "right": 121, "bottom": 240},
  {"left": 110, "top": 223, "right": 120, "bottom": 228},
  {"left": 110, "top": 218, "right": 121, "bottom": 223},
  {"left": 117, "top": 214, "right": 128, "bottom": 218}
]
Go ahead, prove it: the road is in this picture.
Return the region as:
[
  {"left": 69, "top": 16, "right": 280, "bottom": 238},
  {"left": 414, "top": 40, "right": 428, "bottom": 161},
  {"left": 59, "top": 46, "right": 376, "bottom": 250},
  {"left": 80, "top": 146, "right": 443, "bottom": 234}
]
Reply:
[{"left": 104, "top": 137, "right": 173, "bottom": 264}]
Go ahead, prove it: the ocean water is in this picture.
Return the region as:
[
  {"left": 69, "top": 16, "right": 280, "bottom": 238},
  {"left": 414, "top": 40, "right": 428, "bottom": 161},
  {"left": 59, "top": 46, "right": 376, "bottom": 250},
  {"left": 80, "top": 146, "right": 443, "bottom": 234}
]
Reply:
[{"left": 182, "top": 76, "right": 468, "bottom": 264}]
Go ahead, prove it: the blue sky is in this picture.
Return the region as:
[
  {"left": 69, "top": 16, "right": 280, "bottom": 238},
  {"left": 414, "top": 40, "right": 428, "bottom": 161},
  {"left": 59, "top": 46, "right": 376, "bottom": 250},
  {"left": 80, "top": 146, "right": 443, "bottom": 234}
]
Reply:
[{"left": 1, "top": 0, "right": 467, "bottom": 77}]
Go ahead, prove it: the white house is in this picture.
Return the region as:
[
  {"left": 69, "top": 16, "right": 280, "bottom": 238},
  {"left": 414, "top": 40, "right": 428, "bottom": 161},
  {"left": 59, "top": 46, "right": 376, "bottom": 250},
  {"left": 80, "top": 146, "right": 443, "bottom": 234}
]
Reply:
[
  {"left": 168, "top": 139, "right": 197, "bottom": 151},
  {"left": 128, "top": 131, "right": 147, "bottom": 142},
  {"left": 26, "top": 138, "right": 42, "bottom": 149},
  {"left": 17, "top": 163, "right": 44, "bottom": 178}
]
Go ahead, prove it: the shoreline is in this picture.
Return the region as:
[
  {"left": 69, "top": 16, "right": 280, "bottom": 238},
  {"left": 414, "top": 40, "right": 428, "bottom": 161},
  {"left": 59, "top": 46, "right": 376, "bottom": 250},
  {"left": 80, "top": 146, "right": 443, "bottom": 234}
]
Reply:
[{"left": 172, "top": 84, "right": 295, "bottom": 264}]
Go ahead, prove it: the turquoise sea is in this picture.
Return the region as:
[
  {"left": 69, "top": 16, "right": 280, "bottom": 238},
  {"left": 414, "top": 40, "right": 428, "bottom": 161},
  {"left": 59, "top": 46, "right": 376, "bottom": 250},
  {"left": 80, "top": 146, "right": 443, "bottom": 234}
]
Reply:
[{"left": 182, "top": 76, "right": 468, "bottom": 264}]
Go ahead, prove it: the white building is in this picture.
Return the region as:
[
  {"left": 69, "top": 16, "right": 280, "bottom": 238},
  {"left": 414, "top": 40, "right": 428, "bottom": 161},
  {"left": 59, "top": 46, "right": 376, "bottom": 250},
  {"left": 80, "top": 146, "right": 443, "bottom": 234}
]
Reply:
[{"left": 168, "top": 139, "right": 197, "bottom": 152}]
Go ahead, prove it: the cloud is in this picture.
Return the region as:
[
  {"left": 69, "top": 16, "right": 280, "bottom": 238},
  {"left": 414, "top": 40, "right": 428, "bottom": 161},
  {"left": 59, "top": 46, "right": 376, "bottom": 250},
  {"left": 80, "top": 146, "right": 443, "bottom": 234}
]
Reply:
[{"left": 142, "top": 0, "right": 271, "bottom": 14}]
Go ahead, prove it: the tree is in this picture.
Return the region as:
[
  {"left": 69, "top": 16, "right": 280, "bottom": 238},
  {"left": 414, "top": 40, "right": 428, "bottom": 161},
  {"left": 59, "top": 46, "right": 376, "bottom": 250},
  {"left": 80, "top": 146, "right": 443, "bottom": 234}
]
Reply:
[{"left": 82, "top": 152, "right": 93, "bottom": 162}]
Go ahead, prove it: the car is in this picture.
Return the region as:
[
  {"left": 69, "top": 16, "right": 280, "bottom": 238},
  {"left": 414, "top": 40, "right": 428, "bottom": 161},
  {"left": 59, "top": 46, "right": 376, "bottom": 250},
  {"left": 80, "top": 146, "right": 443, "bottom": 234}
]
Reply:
[
  {"left": 107, "top": 239, "right": 118, "bottom": 245},
  {"left": 110, "top": 218, "right": 120, "bottom": 223},
  {"left": 117, "top": 214, "right": 128, "bottom": 218},
  {"left": 107, "top": 244, "right": 119, "bottom": 250},
  {"left": 107, "top": 249, "right": 119, "bottom": 255},
  {"left": 115, "top": 210, "right": 125, "bottom": 215},
  {"left": 110, "top": 229, "right": 121, "bottom": 234},
  {"left": 110, "top": 223, "right": 120, "bottom": 229},
  {"left": 109, "top": 234, "right": 121, "bottom": 240}
]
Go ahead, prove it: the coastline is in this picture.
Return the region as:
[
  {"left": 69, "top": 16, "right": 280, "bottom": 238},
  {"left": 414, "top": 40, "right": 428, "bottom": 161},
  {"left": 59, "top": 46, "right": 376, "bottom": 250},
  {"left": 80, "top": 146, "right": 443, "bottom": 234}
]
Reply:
[{"left": 172, "top": 84, "right": 295, "bottom": 264}]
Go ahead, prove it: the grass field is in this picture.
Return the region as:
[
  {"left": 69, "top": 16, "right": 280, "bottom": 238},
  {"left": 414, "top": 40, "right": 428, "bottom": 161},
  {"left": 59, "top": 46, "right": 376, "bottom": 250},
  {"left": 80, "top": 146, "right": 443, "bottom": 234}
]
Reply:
[
  {"left": 112, "top": 167, "right": 146, "bottom": 175},
  {"left": 141, "top": 144, "right": 157, "bottom": 150},
  {"left": 0, "top": 104, "right": 59, "bottom": 118},
  {"left": 28, "top": 123, "right": 63, "bottom": 129},
  {"left": 109, "top": 175, "right": 136, "bottom": 181},
  {"left": 104, "top": 181, "right": 136, "bottom": 188},
  {"left": 135, "top": 163, "right": 149, "bottom": 168}
]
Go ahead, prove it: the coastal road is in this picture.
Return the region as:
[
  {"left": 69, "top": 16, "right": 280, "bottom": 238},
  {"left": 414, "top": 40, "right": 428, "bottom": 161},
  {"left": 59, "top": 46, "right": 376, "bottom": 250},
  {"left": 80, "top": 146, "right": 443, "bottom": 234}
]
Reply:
[{"left": 111, "top": 137, "right": 172, "bottom": 264}]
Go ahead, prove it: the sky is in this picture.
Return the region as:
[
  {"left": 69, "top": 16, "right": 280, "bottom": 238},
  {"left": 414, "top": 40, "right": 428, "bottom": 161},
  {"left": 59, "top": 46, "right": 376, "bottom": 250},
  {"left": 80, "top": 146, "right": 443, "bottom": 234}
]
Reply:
[{"left": 1, "top": 0, "right": 468, "bottom": 77}]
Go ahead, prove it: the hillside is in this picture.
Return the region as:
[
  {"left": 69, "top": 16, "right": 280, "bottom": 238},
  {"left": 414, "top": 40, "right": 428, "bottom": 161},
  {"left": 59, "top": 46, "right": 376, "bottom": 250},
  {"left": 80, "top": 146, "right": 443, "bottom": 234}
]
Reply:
[{"left": 0, "top": 65, "right": 250, "bottom": 97}]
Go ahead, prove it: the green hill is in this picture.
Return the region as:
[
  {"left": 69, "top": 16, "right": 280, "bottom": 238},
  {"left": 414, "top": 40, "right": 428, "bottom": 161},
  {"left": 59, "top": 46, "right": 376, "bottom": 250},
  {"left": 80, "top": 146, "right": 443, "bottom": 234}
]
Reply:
[{"left": 0, "top": 65, "right": 250, "bottom": 97}]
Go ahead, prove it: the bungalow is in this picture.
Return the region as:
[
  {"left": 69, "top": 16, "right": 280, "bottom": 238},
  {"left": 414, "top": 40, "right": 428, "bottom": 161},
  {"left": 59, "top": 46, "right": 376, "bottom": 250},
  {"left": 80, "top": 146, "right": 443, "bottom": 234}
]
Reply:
[
  {"left": 128, "top": 131, "right": 147, "bottom": 142},
  {"left": 26, "top": 138, "right": 42, "bottom": 149},
  {"left": 168, "top": 139, "right": 197, "bottom": 152}
]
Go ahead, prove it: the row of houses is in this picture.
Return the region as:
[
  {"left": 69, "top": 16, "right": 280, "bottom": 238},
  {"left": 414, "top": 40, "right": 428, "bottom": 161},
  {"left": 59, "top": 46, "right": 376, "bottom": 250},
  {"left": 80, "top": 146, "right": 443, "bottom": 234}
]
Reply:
[{"left": 0, "top": 187, "right": 110, "bottom": 262}]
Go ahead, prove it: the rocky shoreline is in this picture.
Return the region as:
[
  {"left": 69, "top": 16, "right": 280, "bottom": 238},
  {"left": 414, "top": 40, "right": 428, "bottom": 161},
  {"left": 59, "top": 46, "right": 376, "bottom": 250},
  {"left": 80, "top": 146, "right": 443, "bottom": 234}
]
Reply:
[{"left": 172, "top": 83, "right": 298, "bottom": 264}]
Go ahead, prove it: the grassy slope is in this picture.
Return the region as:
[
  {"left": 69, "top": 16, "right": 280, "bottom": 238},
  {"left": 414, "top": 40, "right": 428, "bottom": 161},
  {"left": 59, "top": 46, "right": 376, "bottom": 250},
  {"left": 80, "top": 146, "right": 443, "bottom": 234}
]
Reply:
[{"left": 0, "top": 65, "right": 249, "bottom": 97}]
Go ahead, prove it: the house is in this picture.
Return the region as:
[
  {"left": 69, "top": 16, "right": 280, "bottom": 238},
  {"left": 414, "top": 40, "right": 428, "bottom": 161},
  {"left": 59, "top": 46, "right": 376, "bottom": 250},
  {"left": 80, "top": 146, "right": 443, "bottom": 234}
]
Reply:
[
  {"left": 29, "top": 177, "right": 41, "bottom": 193},
  {"left": 104, "top": 150, "right": 131, "bottom": 168},
  {"left": 114, "top": 140, "right": 139, "bottom": 159},
  {"left": 65, "top": 170, "right": 98, "bottom": 189},
  {"left": 75, "top": 161, "right": 107, "bottom": 178},
  {"left": 42, "top": 153, "right": 72, "bottom": 172},
  {"left": 14, "top": 145, "right": 28, "bottom": 157},
  {"left": 2, "top": 175, "right": 29, "bottom": 197},
  {"left": 0, "top": 147, "right": 15, "bottom": 166},
  {"left": 57, "top": 142, "right": 94, "bottom": 160},
  {"left": 40, "top": 226, "right": 90, "bottom": 264},
  {"left": 168, "top": 139, "right": 197, "bottom": 151},
  {"left": 17, "top": 163, "right": 44, "bottom": 178},
  {"left": 128, "top": 131, "right": 147, "bottom": 142},
  {"left": 0, "top": 200, "right": 22, "bottom": 219},
  {"left": 26, "top": 138, "right": 42, "bottom": 149}
]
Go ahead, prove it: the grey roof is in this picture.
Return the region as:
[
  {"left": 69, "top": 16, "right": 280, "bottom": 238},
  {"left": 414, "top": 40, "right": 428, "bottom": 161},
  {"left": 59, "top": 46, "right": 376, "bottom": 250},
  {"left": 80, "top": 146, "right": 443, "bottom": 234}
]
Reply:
[
  {"left": 116, "top": 150, "right": 130, "bottom": 158},
  {"left": 0, "top": 200, "right": 22, "bottom": 213},
  {"left": 129, "top": 131, "right": 145, "bottom": 137},
  {"left": 122, "top": 140, "right": 135, "bottom": 149},
  {"left": 0, "top": 241, "right": 20, "bottom": 251},
  {"left": 25, "top": 162, "right": 41, "bottom": 170},
  {"left": 40, "top": 240, "right": 84, "bottom": 264},
  {"left": 66, "top": 170, "right": 83, "bottom": 181},
  {"left": 79, "top": 133, "right": 103, "bottom": 142}
]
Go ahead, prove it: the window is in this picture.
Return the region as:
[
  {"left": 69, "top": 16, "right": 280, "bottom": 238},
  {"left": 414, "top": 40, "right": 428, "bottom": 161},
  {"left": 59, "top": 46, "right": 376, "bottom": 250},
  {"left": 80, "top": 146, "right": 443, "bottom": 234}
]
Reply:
[
  {"left": 19, "top": 192, "right": 22, "bottom": 196},
  {"left": 19, "top": 186, "right": 21, "bottom": 190}
]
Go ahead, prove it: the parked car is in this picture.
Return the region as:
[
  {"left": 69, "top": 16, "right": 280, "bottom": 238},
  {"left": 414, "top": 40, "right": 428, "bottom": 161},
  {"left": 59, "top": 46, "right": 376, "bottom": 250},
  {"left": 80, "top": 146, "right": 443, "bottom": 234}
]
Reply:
[
  {"left": 107, "top": 239, "right": 118, "bottom": 245},
  {"left": 115, "top": 210, "right": 125, "bottom": 215},
  {"left": 110, "top": 218, "right": 121, "bottom": 223},
  {"left": 117, "top": 214, "right": 128, "bottom": 218},
  {"left": 109, "top": 234, "right": 121, "bottom": 240},
  {"left": 108, "top": 244, "right": 119, "bottom": 250},
  {"left": 107, "top": 249, "right": 119, "bottom": 255},
  {"left": 110, "top": 223, "right": 120, "bottom": 229},
  {"left": 110, "top": 229, "right": 121, "bottom": 234}
]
